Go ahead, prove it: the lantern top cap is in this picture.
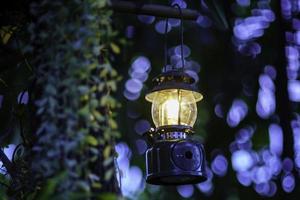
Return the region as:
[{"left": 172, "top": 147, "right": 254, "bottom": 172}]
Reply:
[{"left": 145, "top": 70, "right": 203, "bottom": 102}]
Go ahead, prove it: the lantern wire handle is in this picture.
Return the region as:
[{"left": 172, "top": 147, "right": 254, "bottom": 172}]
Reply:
[{"left": 163, "top": 3, "right": 185, "bottom": 72}]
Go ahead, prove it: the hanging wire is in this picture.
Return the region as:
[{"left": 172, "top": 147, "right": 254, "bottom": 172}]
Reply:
[{"left": 163, "top": 3, "right": 185, "bottom": 72}]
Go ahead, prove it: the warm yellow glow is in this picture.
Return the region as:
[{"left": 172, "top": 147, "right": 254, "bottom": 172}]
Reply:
[
  {"left": 147, "top": 89, "right": 202, "bottom": 128},
  {"left": 162, "top": 99, "right": 180, "bottom": 125}
]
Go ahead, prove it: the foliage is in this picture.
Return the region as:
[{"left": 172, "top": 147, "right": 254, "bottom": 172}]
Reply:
[{"left": 1, "top": 0, "right": 121, "bottom": 199}]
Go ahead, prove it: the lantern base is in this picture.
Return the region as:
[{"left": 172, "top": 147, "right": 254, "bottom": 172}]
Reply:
[{"left": 146, "top": 139, "right": 207, "bottom": 185}]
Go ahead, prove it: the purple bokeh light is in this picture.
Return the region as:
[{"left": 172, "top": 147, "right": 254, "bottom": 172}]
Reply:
[
  {"left": 137, "top": 15, "right": 155, "bottom": 24},
  {"left": 123, "top": 89, "right": 140, "bottom": 101},
  {"left": 135, "top": 139, "right": 148, "bottom": 155},
  {"left": 288, "top": 80, "right": 300, "bottom": 102},
  {"left": 134, "top": 119, "right": 151, "bottom": 135},
  {"left": 214, "top": 104, "right": 224, "bottom": 118},
  {"left": 0, "top": 144, "right": 16, "bottom": 174},
  {"left": 115, "top": 143, "right": 145, "bottom": 198},
  {"left": 124, "top": 56, "right": 151, "bottom": 101},
  {"left": 236, "top": 0, "right": 250, "bottom": 7},
  {"left": 254, "top": 182, "right": 270, "bottom": 196},
  {"left": 125, "top": 79, "right": 143, "bottom": 93},
  {"left": 169, "top": 18, "right": 180, "bottom": 27},
  {"left": 131, "top": 56, "right": 151, "bottom": 73},
  {"left": 252, "top": 166, "right": 271, "bottom": 184},
  {"left": 237, "top": 171, "right": 252, "bottom": 186},
  {"left": 211, "top": 155, "right": 228, "bottom": 176},
  {"left": 268, "top": 124, "right": 283, "bottom": 156},
  {"left": 235, "top": 127, "right": 254, "bottom": 144},
  {"left": 17, "top": 91, "right": 29, "bottom": 104},
  {"left": 282, "top": 173, "right": 295, "bottom": 193},
  {"left": 196, "top": 15, "right": 212, "bottom": 28},
  {"left": 155, "top": 20, "right": 171, "bottom": 34},
  {"left": 232, "top": 150, "right": 254, "bottom": 172},
  {"left": 256, "top": 73, "right": 276, "bottom": 119},
  {"left": 197, "top": 180, "right": 214, "bottom": 195},
  {"left": 125, "top": 26, "right": 135, "bottom": 38},
  {"left": 227, "top": 99, "right": 248, "bottom": 127},
  {"left": 282, "top": 158, "right": 294, "bottom": 172},
  {"left": 177, "top": 185, "right": 194, "bottom": 198},
  {"left": 185, "top": 60, "right": 201, "bottom": 73},
  {"left": 171, "top": 0, "right": 187, "bottom": 8},
  {"left": 174, "top": 45, "right": 191, "bottom": 58},
  {"left": 281, "top": 0, "right": 292, "bottom": 19},
  {"left": 264, "top": 65, "right": 277, "bottom": 80}
]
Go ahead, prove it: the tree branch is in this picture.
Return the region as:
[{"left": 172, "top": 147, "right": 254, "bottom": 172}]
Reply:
[{"left": 108, "top": 0, "right": 200, "bottom": 20}]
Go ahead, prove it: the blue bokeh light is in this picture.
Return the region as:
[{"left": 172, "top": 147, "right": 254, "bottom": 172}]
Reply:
[
  {"left": 17, "top": 91, "right": 29, "bottom": 104},
  {"left": 131, "top": 56, "right": 151, "bottom": 73},
  {"left": 135, "top": 139, "right": 148, "bottom": 155},
  {"left": 155, "top": 20, "right": 171, "bottom": 34},
  {"left": 196, "top": 15, "right": 212, "bottom": 28},
  {"left": 0, "top": 144, "right": 16, "bottom": 174},
  {"left": 288, "top": 80, "right": 300, "bottom": 102},
  {"left": 134, "top": 119, "right": 151, "bottom": 135},
  {"left": 237, "top": 171, "right": 252, "bottom": 186},
  {"left": 177, "top": 185, "right": 194, "bottom": 198},
  {"left": 268, "top": 124, "right": 283, "bottom": 156},
  {"left": 137, "top": 15, "right": 155, "bottom": 24},
  {"left": 125, "top": 78, "right": 143, "bottom": 93},
  {"left": 227, "top": 99, "right": 248, "bottom": 127},
  {"left": 232, "top": 150, "right": 254, "bottom": 172},
  {"left": 252, "top": 166, "right": 271, "bottom": 184},
  {"left": 256, "top": 73, "right": 276, "bottom": 119},
  {"left": 236, "top": 0, "right": 250, "bottom": 7},
  {"left": 211, "top": 155, "right": 228, "bottom": 176},
  {"left": 282, "top": 173, "right": 295, "bottom": 193}
]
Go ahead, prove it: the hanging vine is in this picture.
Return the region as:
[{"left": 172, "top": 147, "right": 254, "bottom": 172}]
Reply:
[{"left": 1, "top": 0, "right": 121, "bottom": 199}]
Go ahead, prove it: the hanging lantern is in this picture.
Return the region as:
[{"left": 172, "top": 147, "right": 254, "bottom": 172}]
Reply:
[
  {"left": 144, "top": 3, "right": 207, "bottom": 185},
  {"left": 144, "top": 70, "right": 207, "bottom": 185}
]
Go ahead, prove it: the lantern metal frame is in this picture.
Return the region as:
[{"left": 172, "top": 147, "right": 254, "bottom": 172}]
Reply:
[{"left": 144, "top": 3, "right": 207, "bottom": 186}]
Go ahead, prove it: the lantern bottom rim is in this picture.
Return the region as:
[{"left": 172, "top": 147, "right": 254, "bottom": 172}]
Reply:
[{"left": 146, "top": 171, "right": 207, "bottom": 185}]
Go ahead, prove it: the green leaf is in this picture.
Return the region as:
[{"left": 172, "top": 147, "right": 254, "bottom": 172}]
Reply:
[
  {"left": 0, "top": 26, "right": 16, "bottom": 44},
  {"left": 103, "top": 145, "right": 111, "bottom": 159},
  {"left": 36, "top": 172, "right": 67, "bottom": 200},
  {"left": 110, "top": 43, "right": 120, "bottom": 54},
  {"left": 78, "top": 105, "right": 89, "bottom": 117},
  {"left": 97, "top": 193, "right": 118, "bottom": 200},
  {"left": 85, "top": 135, "right": 99, "bottom": 146},
  {"left": 92, "top": 182, "right": 102, "bottom": 189},
  {"left": 103, "top": 157, "right": 114, "bottom": 167},
  {"left": 104, "top": 168, "right": 114, "bottom": 181}
]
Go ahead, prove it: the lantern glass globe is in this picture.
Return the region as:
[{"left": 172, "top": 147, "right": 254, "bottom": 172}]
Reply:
[{"left": 148, "top": 89, "right": 202, "bottom": 128}]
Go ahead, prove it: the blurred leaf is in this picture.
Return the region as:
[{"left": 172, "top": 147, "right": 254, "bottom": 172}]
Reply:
[
  {"left": 103, "top": 145, "right": 111, "bottom": 159},
  {"left": 97, "top": 193, "right": 118, "bottom": 200},
  {"left": 92, "top": 182, "right": 102, "bottom": 189},
  {"left": 36, "top": 171, "right": 67, "bottom": 200},
  {"left": 104, "top": 168, "right": 114, "bottom": 181},
  {"left": 110, "top": 43, "right": 120, "bottom": 54},
  {"left": 103, "top": 157, "right": 114, "bottom": 167},
  {"left": 0, "top": 26, "right": 17, "bottom": 44},
  {"left": 86, "top": 135, "right": 99, "bottom": 146}
]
